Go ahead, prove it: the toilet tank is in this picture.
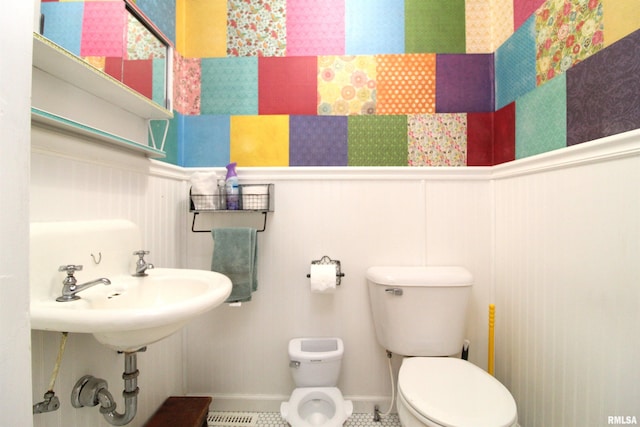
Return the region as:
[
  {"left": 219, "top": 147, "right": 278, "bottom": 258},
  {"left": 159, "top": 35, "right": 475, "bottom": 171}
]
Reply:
[
  {"left": 366, "top": 266, "right": 472, "bottom": 357},
  {"left": 288, "top": 338, "right": 344, "bottom": 387}
]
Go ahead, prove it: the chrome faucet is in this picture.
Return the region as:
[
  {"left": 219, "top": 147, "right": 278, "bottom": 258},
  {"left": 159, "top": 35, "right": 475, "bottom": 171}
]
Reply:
[
  {"left": 56, "top": 265, "right": 111, "bottom": 302},
  {"left": 132, "top": 250, "right": 154, "bottom": 276}
]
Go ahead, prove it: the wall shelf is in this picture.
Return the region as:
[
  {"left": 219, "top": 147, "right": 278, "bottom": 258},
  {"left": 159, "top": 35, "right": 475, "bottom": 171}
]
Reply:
[
  {"left": 32, "top": 33, "right": 172, "bottom": 120},
  {"left": 189, "top": 184, "right": 275, "bottom": 233},
  {"left": 31, "top": 107, "right": 166, "bottom": 158}
]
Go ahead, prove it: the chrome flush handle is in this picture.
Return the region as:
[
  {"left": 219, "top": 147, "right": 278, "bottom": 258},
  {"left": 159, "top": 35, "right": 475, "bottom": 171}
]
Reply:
[{"left": 385, "top": 288, "right": 403, "bottom": 296}]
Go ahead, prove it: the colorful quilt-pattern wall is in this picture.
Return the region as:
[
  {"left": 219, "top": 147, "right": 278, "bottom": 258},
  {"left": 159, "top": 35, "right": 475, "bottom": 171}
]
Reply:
[
  {"left": 162, "top": 0, "right": 639, "bottom": 168},
  {"left": 41, "top": 0, "right": 639, "bottom": 168}
]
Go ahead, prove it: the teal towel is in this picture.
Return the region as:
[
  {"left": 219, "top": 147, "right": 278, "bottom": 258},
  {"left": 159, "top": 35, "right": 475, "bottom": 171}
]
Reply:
[{"left": 211, "top": 227, "right": 258, "bottom": 303}]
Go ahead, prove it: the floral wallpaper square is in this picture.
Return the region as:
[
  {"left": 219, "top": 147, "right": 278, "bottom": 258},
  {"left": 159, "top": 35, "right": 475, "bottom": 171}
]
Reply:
[
  {"left": 126, "top": 13, "right": 166, "bottom": 60},
  {"left": 227, "top": 0, "right": 286, "bottom": 56},
  {"left": 408, "top": 113, "right": 467, "bottom": 166},
  {"left": 173, "top": 53, "right": 201, "bottom": 115},
  {"left": 535, "top": 0, "right": 604, "bottom": 86},
  {"left": 317, "top": 55, "right": 377, "bottom": 115}
]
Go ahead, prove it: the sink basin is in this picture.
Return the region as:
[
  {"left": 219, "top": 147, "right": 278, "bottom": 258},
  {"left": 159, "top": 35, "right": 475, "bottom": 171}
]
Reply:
[
  {"left": 30, "top": 220, "right": 232, "bottom": 351},
  {"left": 31, "top": 268, "right": 231, "bottom": 351}
]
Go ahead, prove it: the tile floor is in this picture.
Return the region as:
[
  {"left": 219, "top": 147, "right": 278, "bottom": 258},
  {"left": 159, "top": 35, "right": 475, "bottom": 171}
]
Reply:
[{"left": 208, "top": 412, "right": 401, "bottom": 427}]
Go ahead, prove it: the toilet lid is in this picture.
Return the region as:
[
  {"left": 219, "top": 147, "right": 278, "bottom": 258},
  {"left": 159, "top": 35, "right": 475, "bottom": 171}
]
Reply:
[{"left": 399, "top": 358, "right": 517, "bottom": 427}]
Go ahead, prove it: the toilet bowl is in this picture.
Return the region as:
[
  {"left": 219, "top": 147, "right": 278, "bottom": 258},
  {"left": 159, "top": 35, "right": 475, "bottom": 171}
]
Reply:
[
  {"left": 397, "top": 358, "right": 517, "bottom": 427},
  {"left": 281, "top": 338, "right": 352, "bottom": 427},
  {"left": 281, "top": 387, "right": 353, "bottom": 427}
]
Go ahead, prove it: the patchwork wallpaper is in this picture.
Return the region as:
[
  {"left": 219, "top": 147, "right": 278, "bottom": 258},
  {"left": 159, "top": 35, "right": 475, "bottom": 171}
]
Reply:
[{"left": 42, "top": 0, "right": 640, "bottom": 167}]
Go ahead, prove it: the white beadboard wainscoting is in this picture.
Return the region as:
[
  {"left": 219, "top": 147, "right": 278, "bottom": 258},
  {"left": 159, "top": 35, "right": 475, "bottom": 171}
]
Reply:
[
  {"left": 183, "top": 168, "right": 493, "bottom": 413},
  {"left": 492, "top": 130, "right": 640, "bottom": 426},
  {"left": 29, "top": 125, "right": 640, "bottom": 427},
  {"left": 30, "top": 126, "right": 189, "bottom": 427}
]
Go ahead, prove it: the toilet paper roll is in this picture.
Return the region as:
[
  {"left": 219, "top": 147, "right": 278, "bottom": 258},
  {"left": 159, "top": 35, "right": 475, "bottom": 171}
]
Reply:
[{"left": 309, "top": 264, "right": 337, "bottom": 293}]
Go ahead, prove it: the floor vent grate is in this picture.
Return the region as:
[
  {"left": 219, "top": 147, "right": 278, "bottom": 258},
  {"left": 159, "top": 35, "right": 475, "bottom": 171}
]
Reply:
[{"left": 207, "top": 412, "right": 259, "bottom": 427}]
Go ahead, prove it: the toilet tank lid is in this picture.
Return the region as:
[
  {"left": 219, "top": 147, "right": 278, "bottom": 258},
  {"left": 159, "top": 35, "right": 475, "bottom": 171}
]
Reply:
[{"left": 366, "top": 266, "right": 472, "bottom": 287}]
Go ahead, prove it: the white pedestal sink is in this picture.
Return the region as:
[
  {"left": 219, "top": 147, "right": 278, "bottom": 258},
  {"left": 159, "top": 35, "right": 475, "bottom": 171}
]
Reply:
[{"left": 30, "top": 220, "right": 231, "bottom": 352}]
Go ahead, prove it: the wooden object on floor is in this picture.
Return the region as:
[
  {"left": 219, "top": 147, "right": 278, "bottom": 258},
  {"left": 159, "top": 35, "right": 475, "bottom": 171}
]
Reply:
[{"left": 144, "top": 396, "right": 211, "bottom": 427}]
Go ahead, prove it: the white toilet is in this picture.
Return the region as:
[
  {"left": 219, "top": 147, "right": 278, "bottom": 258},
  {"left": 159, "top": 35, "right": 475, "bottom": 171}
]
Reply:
[
  {"left": 281, "top": 338, "right": 353, "bottom": 427},
  {"left": 366, "top": 266, "right": 518, "bottom": 427}
]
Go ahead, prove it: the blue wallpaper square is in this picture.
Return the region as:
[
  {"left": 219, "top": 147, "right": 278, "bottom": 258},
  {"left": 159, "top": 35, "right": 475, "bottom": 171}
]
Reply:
[
  {"left": 41, "top": 2, "right": 84, "bottom": 56},
  {"left": 495, "top": 15, "right": 537, "bottom": 110},
  {"left": 182, "top": 115, "right": 231, "bottom": 167},
  {"left": 345, "top": 0, "right": 405, "bottom": 55}
]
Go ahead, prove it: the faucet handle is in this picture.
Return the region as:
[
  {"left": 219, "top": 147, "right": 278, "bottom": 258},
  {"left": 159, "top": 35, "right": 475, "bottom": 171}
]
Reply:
[
  {"left": 133, "top": 250, "right": 149, "bottom": 257},
  {"left": 58, "top": 265, "right": 83, "bottom": 275}
]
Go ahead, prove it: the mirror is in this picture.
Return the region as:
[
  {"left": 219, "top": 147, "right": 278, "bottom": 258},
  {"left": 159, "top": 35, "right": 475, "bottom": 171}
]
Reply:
[{"left": 39, "top": 0, "right": 171, "bottom": 111}]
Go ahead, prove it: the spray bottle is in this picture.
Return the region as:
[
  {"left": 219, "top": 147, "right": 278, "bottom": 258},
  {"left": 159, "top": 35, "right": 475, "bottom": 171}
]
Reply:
[{"left": 225, "top": 162, "right": 240, "bottom": 210}]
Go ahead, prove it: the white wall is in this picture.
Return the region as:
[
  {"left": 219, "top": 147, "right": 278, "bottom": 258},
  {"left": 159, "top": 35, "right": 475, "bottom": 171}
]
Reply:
[
  {"left": 493, "top": 131, "right": 640, "bottom": 426},
  {"left": 183, "top": 169, "right": 493, "bottom": 412},
  {"left": 1, "top": 2, "right": 34, "bottom": 426}
]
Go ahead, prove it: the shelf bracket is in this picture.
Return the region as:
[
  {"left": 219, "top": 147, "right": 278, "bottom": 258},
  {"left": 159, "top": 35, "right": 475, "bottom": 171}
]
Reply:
[{"left": 148, "top": 119, "right": 170, "bottom": 151}]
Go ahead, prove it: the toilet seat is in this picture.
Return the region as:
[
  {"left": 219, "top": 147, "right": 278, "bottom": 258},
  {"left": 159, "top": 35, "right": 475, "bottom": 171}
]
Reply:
[
  {"left": 281, "top": 387, "right": 353, "bottom": 427},
  {"left": 398, "top": 358, "right": 517, "bottom": 427}
]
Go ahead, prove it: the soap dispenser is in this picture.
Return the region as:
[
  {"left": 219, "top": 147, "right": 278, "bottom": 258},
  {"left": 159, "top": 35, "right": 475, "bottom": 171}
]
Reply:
[{"left": 225, "top": 162, "right": 240, "bottom": 210}]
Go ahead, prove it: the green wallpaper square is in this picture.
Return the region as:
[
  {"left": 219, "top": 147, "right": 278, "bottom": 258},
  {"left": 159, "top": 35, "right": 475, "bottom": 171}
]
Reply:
[
  {"left": 516, "top": 74, "right": 567, "bottom": 159},
  {"left": 405, "top": 0, "right": 466, "bottom": 53},
  {"left": 153, "top": 113, "right": 180, "bottom": 165},
  {"left": 348, "top": 115, "right": 408, "bottom": 166}
]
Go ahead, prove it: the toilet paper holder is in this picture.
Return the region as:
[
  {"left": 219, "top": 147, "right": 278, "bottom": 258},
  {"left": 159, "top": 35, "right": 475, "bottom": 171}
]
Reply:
[{"left": 306, "top": 256, "right": 345, "bottom": 286}]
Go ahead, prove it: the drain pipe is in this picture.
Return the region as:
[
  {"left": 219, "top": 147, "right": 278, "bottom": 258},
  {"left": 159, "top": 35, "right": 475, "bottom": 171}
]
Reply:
[{"left": 71, "top": 348, "right": 144, "bottom": 426}]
